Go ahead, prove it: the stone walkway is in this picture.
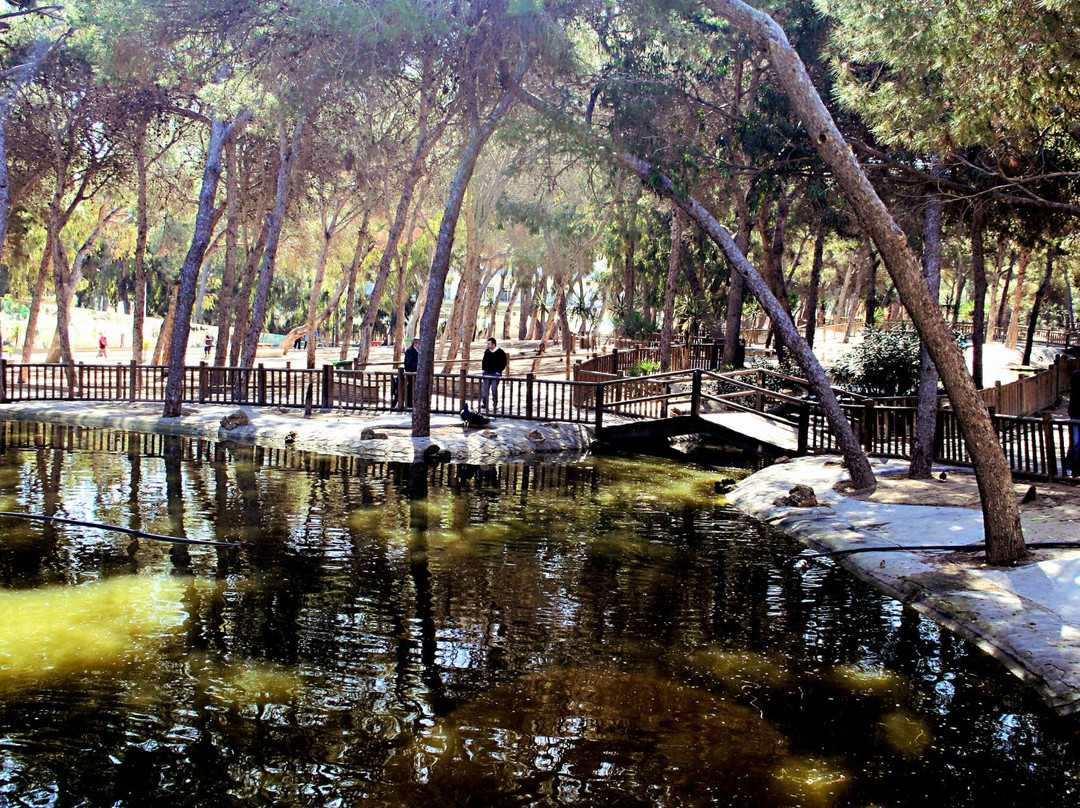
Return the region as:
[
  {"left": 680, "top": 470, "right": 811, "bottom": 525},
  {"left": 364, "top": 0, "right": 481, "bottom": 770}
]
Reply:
[
  {"left": 728, "top": 456, "right": 1080, "bottom": 715},
  {"left": 0, "top": 401, "right": 595, "bottom": 463}
]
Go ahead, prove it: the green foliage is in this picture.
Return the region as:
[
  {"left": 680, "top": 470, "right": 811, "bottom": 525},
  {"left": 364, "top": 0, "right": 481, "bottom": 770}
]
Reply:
[
  {"left": 613, "top": 310, "right": 659, "bottom": 339},
  {"left": 831, "top": 327, "right": 922, "bottom": 397},
  {"left": 625, "top": 359, "right": 660, "bottom": 377}
]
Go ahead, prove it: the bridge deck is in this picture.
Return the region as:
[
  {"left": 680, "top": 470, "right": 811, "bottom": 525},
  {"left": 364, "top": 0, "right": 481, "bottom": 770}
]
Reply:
[{"left": 598, "top": 409, "right": 800, "bottom": 456}]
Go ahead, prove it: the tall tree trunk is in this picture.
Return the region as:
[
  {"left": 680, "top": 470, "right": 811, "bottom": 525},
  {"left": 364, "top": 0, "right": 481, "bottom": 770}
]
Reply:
[
  {"left": 518, "top": 284, "right": 532, "bottom": 340},
  {"left": 804, "top": 219, "right": 826, "bottom": 349},
  {"left": 969, "top": 203, "right": 988, "bottom": 389},
  {"left": 214, "top": 133, "right": 240, "bottom": 368},
  {"left": 164, "top": 117, "right": 232, "bottom": 417},
  {"left": 412, "top": 74, "right": 521, "bottom": 437},
  {"left": 1022, "top": 246, "right": 1055, "bottom": 366},
  {"left": 502, "top": 284, "right": 519, "bottom": 340},
  {"left": 21, "top": 234, "right": 52, "bottom": 364},
  {"left": 229, "top": 216, "right": 270, "bottom": 365},
  {"left": 996, "top": 248, "right": 1016, "bottom": 335},
  {"left": 153, "top": 280, "right": 179, "bottom": 366},
  {"left": 660, "top": 205, "right": 683, "bottom": 372},
  {"left": 864, "top": 248, "right": 879, "bottom": 328},
  {"left": 132, "top": 131, "right": 150, "bottom": 364},
  {"left": 708, "top": 0, "right": 1026, "bottom": 564},
  {"left": 1006, "top": 246, "right": 1031, "bottom": 349},
  {"left": 722, "top": 190, "right": 752, "bottom": 366},
  {"left": 238, "top": 120, "right": 304, "bottom": 374},
  {"left": 338, "top": 215, "right": 372, "bottom": 361},
  {"left": 911, "top": 163, "right": 944, "bottom": 479},
  {"left": 305, "top": 213, "right": 338, "bottom": 369}
]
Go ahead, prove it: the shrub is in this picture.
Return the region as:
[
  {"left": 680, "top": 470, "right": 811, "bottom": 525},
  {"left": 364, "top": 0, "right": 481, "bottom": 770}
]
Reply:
[
  {"left": 625, "top": 359, "right": 660, "bottom": 377},
  {"left": 832, "top": 328, "right": 922, "bottom": 396}
]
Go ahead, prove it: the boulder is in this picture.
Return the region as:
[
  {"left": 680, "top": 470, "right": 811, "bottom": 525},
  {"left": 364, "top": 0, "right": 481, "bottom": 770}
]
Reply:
[
  {"left": 772, "top": 484, "right": 818, "bottom": 508},
  {"left": 360, "top": 428, "right": 389, "bottom": 440},
  {"left": 220, "top": 410, "right": 250, "bottom": 430}
]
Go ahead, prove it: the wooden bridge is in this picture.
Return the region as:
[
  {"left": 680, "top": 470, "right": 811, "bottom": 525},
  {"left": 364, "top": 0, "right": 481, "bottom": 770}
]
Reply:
[{"left": 0, "top": 350, "right": 1078, "bottom": 482}]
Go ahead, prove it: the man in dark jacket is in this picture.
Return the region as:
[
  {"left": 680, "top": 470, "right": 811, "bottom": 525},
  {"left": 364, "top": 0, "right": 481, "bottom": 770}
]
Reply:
[
  {"left": 394, "top": 338, "right": 420, "bottom": 408},
  {"left": 481, "top": 337, "right": 508, "bottom": 411}
]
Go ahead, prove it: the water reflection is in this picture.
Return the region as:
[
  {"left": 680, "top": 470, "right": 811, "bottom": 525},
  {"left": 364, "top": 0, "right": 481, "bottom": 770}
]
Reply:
[{"left": 0, "top": 421, "right": 1076, "bottom": 807}]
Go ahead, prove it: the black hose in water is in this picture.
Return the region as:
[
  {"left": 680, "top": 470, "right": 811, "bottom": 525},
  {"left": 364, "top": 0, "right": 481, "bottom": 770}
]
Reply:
[{"left": 0, "top": 512, "right": 241, "bottom": 547}]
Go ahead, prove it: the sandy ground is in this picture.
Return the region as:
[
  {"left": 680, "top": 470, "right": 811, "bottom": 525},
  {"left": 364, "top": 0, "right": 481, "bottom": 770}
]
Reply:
[{"left": 854, "top": 472, "right": 1080, "bottom": 544}]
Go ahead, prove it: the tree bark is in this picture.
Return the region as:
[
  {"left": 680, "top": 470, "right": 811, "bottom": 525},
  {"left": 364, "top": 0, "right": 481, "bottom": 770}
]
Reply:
[
  {"left": 1023, "top": 247, "right": 1055, "bottom": 366},
  {"left": 722, "top": 189, "right": 752, "bottom": 366},
  {"left": 707, "top": 0, "right": 1026, "bottom": 563},
  {"left": 238, "top": 120, "right": 304, "bottom": 374},
  {"left": 213, "top": 133, "right": 240, "bottom": 368},
  {"left": 412, "top": 72, "right": 521, "bottom": 437},
  {"left": 910, "top": 165, "right": 944, "bottom": 479},
  {"left": 338, "top": 215, "right": 373, "bottom": 361},
  {"left": 969, "top": 203, "right": 987, "bottom": 389},
  {"left": 804, "top": 219, "right": 826, "bottom": 349},
  {"left": 1006, "top": 246, "right": 1031, "bottom": 350},
  {"left": 660, "top": 205, "right": 683, "bottom": 372},
  {"left": 132, "top": 130, "right": 150, "bottom": 365},
  {"left": 163, "top": 117, "right": 231, "bottom": 417}
]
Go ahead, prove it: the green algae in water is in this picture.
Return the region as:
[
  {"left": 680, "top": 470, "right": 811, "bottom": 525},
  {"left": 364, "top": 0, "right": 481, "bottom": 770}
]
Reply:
[{"left": 0, "top": 575, "right": 187, "bottom": 693}]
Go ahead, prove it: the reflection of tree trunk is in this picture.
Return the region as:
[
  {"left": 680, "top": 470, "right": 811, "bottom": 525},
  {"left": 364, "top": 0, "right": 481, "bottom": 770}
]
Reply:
[{"left": 164, "top": 435, "right": 191, "bottom": 572}]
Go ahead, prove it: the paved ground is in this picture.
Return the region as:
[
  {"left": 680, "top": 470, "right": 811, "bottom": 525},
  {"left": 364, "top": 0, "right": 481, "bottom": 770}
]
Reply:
[{"left": 727, "top": 456, "right": 1080, "bottom": 715}]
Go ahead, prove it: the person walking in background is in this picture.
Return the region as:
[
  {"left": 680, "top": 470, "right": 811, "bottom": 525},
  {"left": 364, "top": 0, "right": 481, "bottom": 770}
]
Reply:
[
  {"left": 481, "top": 337, "right": 507, "bottom": 411},
  {"left": 204, "top": 333, "right": 214, "bottom": 359},
  {"left": 97, "top": 333, "right": 107, "bottom": 358}
]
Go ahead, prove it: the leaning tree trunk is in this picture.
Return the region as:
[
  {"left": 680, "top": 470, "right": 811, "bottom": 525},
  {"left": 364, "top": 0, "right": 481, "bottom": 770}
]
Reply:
[
  {"left": 338, "top": 216, "right": 373, "bottom": 362},
  {"left": 238, "top": 120, "right": 304, "bottom": 375},
  {"left": 412, "top": 79, "right": 520, "bottom": 437},
  {"left": 163, "top": 117, "right": 231, "bottom": 417},
  {"left": 911, "top": 164, "right": 944, "bottom": 479},
  {"left": 660, "top": 205, "right": 683, "bottom": 372},
  {"left": 615, "top": 150, "right": 876, "bottom": 492},
  {"left": 708, "top": 0, "right": 1026, "bottom": 564},
  {"left": 1023, "top": 246, "right": 1055, "bottom": 366},
  {"left": 213, "top": 133, "right": 240, "bottom": 368}
]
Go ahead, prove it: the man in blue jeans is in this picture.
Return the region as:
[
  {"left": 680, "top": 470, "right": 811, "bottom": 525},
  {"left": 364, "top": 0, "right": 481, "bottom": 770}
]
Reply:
[{"left": 481, "top": 337, "right": 508, "bottom": 411}]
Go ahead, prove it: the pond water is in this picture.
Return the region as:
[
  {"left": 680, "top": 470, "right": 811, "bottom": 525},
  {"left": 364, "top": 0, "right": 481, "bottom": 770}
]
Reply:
[{"left": 0, "top": 421, "right": 1077, "bottom": 807}]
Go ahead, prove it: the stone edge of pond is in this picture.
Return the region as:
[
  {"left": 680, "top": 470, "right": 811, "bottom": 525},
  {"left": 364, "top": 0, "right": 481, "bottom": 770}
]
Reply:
[
  {"left": 0, "top": 401, "right": 595, "bottom": 463},
  {"left": 727, "top": 456, "right": 1080, "bottom": 717}
]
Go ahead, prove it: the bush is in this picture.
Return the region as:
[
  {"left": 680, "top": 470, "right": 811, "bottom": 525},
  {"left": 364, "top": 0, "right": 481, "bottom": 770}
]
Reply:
[
  {"left": 832, "top": 328, "right": 922, "bottom": 396},
  {"left": 625, "top": 359, "right": 660, "bottom": 377}
]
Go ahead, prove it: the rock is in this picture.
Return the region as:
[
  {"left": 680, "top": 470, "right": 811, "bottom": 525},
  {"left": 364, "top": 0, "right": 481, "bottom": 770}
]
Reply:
[
  {"left": 1021, "top": 485, "right": 1038, "bottom": 504},
  {"left": 714, "top": 477, "right": 737, "bottom": 494},
  {"left": 526, "top": 429, "right": 547, "bottom": 443},
  {"left": 220, "top": 410, "right": 250, "bottom": 430},
  {"left": 773, "top": 456, "right": 791, "bottom": 465},
  {"left": 284, "top": 431, "right": 297, "bottom": 445},
  {"left": 423, "top": 444, "right": 450, "bottom": 463},
  {"left": 481, "top": 430, "right": 498, "bottom": 438},
  {"left": 773, "top": 484, "right": 818, "bottom": 508},
  {"left": 360, "top": 428, "right": 388, "bottom": 440},
  {"left": 939, "top": 471, "right": 948, "bottom": 480}
]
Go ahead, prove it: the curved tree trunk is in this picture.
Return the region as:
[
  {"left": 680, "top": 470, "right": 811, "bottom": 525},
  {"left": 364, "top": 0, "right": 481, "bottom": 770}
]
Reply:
[
  {"left": 163, "top": 117, "right": 231, "bottom": 417},
  {"left": 970, "top": 203, "right": 988, "bottom": 389},
  {"left": 804, "top": 220, "right": 826, "bottom": 349},
  {"left": 1023, "top": 247, "right": 1055, "bottom": 366},
  {"left": 1006, "top": 246, "right": 1031, "bottom": 350},
  {"left": 708, "top": 0, "right": 1025, "bottom": 564}
]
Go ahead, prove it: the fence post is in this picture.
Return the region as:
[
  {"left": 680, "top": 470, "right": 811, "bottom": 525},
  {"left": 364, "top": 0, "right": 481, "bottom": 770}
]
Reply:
[
  {"left": 797, "top": 400, "right": 810, "bottom": 455},
  {"left": 129, "top": 360, "right": 137, "bottom": 403},
  {"left": 691, "top": 369, "right": 701, "bottom": 418},
  {"left": 594, "top": 382, "right": 604, "bottom": 432},
  {"left": 459, "top": 367, "right": 468, "bottom": 411},
  {"left": 199, "top": 361, "right": 208, "bottom": 403},
  {"left": 711, "top": 341, "right": 721, "bottom": 370},
  {"left": 933, "top": 405, "right": 945, "bottom": 460},
  {"left": 257, "top": 364, "right": 267, "bottom": 405},
  {"left": 755, "top": 369, "right": 765, "bottom": 411},
  {"left": 74, "top": 363, "right": 83, "bottom": 401},
  {"left": 526, "top": 373, "right": 534, "bottom": 419},
  {"left": 611, "top": 347, "right": 619, "bottom": 374},
  {"left": 395, "top": 367, "right": 406, "bottom": 411},
  {"left": 322, "top": 364, "right": 332, "bottom": 409},
  {"left": 0, "top": 359, "right": 6, "bottom": 403},
  {"left": 860, "top": 399, "right": 876, "bottom": 453},
  {"left": 1043, "top": 412, "right": 1058, "bottom": 481}
]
